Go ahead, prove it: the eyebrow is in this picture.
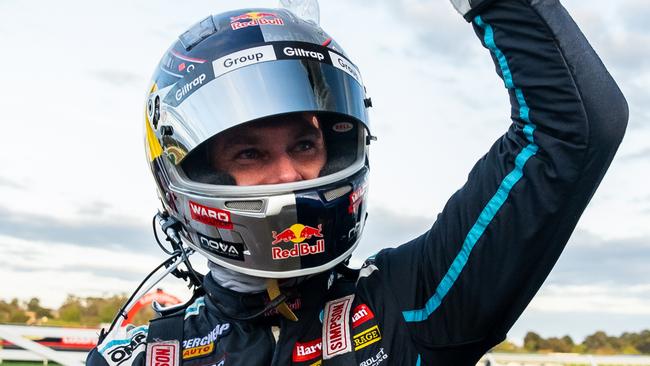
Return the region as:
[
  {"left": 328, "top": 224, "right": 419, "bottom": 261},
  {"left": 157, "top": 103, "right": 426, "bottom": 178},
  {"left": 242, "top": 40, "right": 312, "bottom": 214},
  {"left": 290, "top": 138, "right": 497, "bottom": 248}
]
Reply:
[{"left": 219, "top": 123, "right": 322, "bottom": 151}]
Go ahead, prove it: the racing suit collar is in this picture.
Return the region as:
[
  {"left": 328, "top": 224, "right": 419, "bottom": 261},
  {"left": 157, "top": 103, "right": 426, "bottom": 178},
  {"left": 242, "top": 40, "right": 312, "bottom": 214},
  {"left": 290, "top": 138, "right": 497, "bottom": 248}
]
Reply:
[{"left": 202, "top": 270, "right": 333, "bottom": 323}]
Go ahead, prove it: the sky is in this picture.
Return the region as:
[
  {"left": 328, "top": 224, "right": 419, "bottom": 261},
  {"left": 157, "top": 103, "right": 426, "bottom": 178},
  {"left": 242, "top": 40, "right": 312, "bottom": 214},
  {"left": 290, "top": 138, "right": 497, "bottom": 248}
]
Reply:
[{"left": 0, "top": 0, "right": 649, "bottom": 344}]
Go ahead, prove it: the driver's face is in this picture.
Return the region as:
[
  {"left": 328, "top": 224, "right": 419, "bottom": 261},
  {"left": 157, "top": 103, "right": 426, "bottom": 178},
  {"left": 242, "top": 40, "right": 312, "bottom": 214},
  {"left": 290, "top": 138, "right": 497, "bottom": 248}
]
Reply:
[{"left": 210, "top": 114, "right": 327, "bottom": 186}]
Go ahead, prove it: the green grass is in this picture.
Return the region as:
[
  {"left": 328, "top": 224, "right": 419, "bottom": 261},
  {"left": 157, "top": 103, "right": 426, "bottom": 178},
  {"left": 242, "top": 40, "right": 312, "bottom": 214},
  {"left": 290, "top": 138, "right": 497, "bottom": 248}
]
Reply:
[{"left": 0, "top": 362, "right": 61, "bottom": 366}]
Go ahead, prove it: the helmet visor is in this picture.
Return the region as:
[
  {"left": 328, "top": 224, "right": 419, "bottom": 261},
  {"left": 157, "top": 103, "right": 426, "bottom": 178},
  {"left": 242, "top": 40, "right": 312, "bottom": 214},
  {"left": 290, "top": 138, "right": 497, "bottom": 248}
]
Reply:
[{"left": 180, "top": 112, "right": 366, "bottom": 187}]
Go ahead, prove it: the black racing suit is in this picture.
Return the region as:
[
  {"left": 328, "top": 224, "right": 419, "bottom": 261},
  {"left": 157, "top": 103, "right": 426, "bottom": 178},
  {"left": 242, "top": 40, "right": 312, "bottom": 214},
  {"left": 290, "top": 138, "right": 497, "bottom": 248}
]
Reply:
[{"left": 87, "top": 0, "right": 628, "bottom": 365}]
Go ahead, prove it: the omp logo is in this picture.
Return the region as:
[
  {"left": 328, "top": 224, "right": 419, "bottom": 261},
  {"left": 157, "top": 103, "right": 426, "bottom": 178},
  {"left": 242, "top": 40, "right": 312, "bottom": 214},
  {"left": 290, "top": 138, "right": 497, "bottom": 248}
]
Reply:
[
  {"left": 106, "top": 331, "right": 147, "bottom": 365},
  {"left": 353, "top": 325, "right": 381, "bottom": 351},
  {"left": 175, "top": 73, "right": 206, "bottom": 101}
]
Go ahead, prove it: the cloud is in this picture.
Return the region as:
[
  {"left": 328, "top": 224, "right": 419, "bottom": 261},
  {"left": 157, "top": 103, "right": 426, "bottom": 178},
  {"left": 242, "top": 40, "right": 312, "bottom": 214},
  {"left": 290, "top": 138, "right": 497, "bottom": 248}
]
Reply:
[
  {"left": 621, "top": 147, "right": 650, "bottom": 161},
  {"left": 0, "top": 176, "right": 25, "bottom": 190},
  {"left": 91, "top": 69, "right": 142, "bottom": 87},
  {"left": 0, "top": 205, "right": 154, "bottom": 253},
  {"left": 547, "top": 230, "right": 650, "bottom": 286},
  {"left": 350, "top": 205, "right": 434, "bottom": 265}
]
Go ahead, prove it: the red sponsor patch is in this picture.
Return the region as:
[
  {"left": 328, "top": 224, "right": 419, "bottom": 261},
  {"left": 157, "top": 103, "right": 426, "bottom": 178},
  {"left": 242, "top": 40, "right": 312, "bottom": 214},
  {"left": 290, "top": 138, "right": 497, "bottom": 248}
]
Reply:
[
  {"left": 348, "top": 184, "right": 367, "bottom": 214},
  {"left": 352, "top": 304, "right": 375, "bottom": 328},
  {"left": 146, "top": 341, "right": 179, "bottom": 366},
  {"left": 189, "top": 201, "right": 233, "bottom": 230},
  {"left": 292, "top": 338, "right": 322, "bottom": 362}
]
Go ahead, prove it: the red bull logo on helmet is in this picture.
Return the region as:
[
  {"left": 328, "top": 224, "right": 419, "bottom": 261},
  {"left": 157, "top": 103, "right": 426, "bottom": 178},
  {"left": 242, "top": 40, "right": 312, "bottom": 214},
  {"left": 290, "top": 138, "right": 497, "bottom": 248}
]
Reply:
[
  {"left": 230, "top": 12, "right": 285, "bottom": 30},
  {"left": 271, "top": 223, "right": 324, "bottom": 260}
]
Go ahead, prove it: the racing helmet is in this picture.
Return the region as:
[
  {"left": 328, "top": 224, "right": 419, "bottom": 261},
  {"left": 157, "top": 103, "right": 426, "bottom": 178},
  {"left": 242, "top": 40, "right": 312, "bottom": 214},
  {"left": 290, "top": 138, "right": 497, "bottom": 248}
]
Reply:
[{"left": 144, "top": 8, "right": 372, "bottom": 279}]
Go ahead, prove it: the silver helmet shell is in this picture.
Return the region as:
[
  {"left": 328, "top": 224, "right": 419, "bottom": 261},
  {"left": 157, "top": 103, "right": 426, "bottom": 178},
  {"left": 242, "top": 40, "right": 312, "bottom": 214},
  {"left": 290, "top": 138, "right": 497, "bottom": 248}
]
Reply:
[{"left": 144, "top": 8, "right": 371, "bottom": 278}]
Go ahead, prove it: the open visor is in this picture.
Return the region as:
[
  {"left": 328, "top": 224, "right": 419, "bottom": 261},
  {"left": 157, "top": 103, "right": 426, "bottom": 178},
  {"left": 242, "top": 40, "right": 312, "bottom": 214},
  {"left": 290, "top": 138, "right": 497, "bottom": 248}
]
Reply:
[{"left": 153, "top": 41, "right": 369, "bottom": 165}]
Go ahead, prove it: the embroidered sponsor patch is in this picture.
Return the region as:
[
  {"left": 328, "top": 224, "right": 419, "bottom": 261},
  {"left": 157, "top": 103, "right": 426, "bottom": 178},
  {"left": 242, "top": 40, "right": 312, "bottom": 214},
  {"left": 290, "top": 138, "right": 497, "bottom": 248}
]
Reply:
[
  {"left": 292, "top": 338, "right": 322, "bottom": 362},
  {"left": 182, "top": 342, "right": 214, "bottom": 360},
  {"left": 182, "top": 323, "right": 230, "bottom": 349},
  {"left": 99, "top": 325, "right": 148, "bottom": 366},
  {"left": 352, "top": 304, "right": 374, "bottom": 328},
  {"left": 353, "top": 325, "right": 381, "bottom": 351},
  {"left": 359, "top": 347, "right": 388, "bottom": 366},
  {"left": 146, "top": 341, "right": 179, "bottom": 366},
  {"left": 322, "top": 294, "right": 354, "bottom": 359}
]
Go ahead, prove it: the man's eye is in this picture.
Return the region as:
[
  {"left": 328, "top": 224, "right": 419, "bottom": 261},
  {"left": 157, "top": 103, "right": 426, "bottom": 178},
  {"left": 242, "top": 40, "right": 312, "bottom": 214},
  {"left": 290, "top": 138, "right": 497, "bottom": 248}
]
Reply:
[
  {"left": 294, "top": 141, "right": 315, "bottom": 152},
  {"left": 235, "top": 149, "right": 260, "bottom": 160}
]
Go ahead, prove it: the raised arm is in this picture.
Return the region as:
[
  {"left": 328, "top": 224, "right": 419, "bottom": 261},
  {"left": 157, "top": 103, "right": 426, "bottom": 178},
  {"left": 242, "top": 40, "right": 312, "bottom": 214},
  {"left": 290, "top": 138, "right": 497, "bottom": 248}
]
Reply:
[{"left": 368, "top": 0, "right": 628, "bottom": 362}]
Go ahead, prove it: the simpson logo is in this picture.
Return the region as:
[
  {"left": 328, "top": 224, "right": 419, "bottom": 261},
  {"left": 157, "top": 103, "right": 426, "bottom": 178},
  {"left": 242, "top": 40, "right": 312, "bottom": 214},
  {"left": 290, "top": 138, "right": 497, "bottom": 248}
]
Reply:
[
  {"left": 352, "top": 304, "right": 374, "bottom": 328},
  {"left": 182, "top": 323, "right": 230, "bottom": 349},
  {"left": 198, "top": 234, "right": 245, "bottom": 261},
  {"left": 146, "top": 341, "right": 179, "bottom": 366},
  {"left": 353, "top": 325, "right": 381, "bottom": 351},
  {"left": 329, "top": 51, "right": 362, "bottom": 85},
  {"left": 359, "top": 348, "right": 388, "bottom": 366},
  {"left": 182, "top": 342, "right": 214, "bottom": 360},
  {"left": 102, "top": 328, "right": 147, "bottom": 366},
  {"left": 189, "top": 201, "right": 233, "bottom": 230},
  {"left": 322, "top": 294, "right": 354, "bottom": 359},
  {"left": 230, "top": 12, "right": 285, "bottom": 30},
  {"left": 292, "top": 338, "right": 322, "bottom": 362},
  {"left": 213, "top": 45, "right": 276, "bottom": 78}
]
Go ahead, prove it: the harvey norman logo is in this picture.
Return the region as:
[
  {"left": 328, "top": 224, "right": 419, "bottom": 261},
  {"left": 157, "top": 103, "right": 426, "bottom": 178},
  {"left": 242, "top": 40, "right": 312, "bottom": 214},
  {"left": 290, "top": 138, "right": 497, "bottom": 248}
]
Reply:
[{"left": 213, "top": 45, "right": 276, "bottom": 78}]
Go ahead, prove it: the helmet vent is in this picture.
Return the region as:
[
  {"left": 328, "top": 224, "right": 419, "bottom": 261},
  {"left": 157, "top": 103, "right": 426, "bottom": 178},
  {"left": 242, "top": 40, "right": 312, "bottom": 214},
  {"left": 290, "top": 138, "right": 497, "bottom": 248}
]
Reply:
[
  {"left": 323, "top": 185, "right": 352, "bottom": 202},
  {"left": 225, "top": 200, "right": 264, "bottom": 212}
]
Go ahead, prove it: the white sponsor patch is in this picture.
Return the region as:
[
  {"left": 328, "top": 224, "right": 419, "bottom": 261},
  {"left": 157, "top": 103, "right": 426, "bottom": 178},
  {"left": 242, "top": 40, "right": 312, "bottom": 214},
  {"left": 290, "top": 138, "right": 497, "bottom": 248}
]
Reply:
[
  {"left": 98, "top": 325, "right": 148, "bottom": 366},
  {"left": 146, "top": 341, "right": 179, "bottom": 366},
  {"left": 328, "top": 51, "right": 362, "bottom": 85},
  {"left": 322, "top": 294, "right": 354, "bottom": 359},
  {"left": 213, "top": 45, "right": 276, "bottom": 78}
]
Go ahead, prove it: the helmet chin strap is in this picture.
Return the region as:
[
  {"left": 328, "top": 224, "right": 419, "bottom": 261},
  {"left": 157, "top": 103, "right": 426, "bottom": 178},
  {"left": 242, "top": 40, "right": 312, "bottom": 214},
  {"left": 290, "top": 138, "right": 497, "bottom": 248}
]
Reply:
[{"left": 266, "top": 279, "right": 299, "bottom": 322}]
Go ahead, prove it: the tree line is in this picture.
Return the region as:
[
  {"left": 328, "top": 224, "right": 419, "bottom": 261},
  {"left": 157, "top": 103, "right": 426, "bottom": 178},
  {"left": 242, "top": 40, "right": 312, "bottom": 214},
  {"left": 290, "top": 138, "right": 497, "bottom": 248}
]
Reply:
[
  {"left": 2, "top": 296, "right": 649, "bottom": 355},
  {"left": 493, "top": 331, "right": 650, "bottom": 355},
  {"left": 0, "top": 295, "right": 153, "bottom": 327}
]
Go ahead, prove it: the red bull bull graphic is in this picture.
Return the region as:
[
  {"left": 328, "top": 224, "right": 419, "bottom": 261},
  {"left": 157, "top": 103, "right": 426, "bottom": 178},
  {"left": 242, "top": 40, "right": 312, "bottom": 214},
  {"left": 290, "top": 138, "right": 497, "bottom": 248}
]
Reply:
[
  {"left": 230, "top": 12, "right": 285, "bottom": 31},
  {"left": 271, "top": 223, "right": 325, "bottom": 260}
]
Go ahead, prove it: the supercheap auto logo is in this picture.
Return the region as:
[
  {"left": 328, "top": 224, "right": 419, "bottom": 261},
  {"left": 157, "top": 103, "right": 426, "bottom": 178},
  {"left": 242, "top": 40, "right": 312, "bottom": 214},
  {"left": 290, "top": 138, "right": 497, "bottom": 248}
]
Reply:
[
  {"left": 230, "top": 12, "right": 284, "bottom": 30},
  {"left": 271, "top": 224, "right": 324, "bottom": 260}
]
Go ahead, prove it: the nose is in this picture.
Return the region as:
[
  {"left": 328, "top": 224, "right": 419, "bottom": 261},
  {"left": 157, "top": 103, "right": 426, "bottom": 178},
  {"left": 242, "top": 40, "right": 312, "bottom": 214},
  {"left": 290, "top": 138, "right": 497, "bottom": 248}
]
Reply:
[{"left": 265, "top": 154, "right": 303, "bottom": 184}]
